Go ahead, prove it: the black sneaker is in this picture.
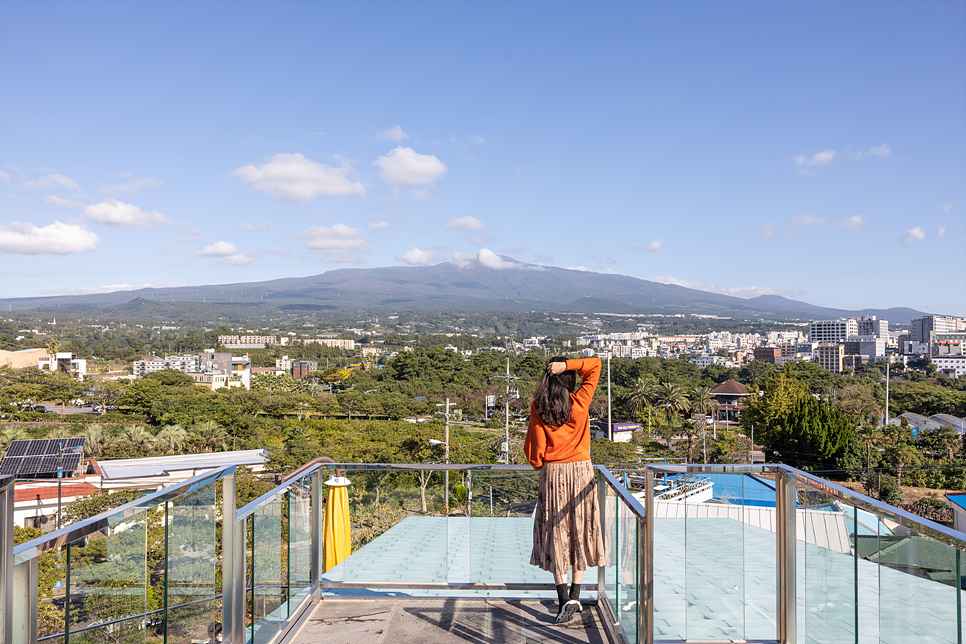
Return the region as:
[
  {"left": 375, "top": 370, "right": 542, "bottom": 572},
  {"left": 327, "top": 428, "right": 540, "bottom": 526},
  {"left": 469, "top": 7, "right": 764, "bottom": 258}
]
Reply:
[{"left": 555, "top": 600, "right": 580, "bottom": 624}]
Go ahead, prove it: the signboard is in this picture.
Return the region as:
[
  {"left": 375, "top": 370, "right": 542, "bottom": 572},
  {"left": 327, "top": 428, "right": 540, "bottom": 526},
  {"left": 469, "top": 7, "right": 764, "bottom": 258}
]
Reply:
[{"left": 612, "top": 423, "right": 641, "bottom": 433}]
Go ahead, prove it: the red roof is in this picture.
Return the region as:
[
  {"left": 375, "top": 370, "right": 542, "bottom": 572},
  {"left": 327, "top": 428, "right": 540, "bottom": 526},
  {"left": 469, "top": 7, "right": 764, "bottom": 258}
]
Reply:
[
  {"left": 15, "top": 482, "right": 100, "bottom": 503},
  {"left": 710, "top": 379, "right": 749, "bottom": 395}
]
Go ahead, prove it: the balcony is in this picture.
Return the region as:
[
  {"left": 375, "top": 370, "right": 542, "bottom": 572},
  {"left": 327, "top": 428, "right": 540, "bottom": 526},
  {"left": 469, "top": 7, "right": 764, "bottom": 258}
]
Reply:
[{"left": 2, "top": 461, "right": 965, "bottom": 644}]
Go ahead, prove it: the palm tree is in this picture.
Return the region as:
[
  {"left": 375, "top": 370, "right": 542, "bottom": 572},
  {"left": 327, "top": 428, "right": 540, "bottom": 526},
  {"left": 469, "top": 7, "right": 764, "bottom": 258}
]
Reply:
[
  {"left": 77, "top": 424, "right": 108, "bottom": 457},
  {"left": 156, "top": 425, "right": 187, "bottom": 455},
  {"left": 689, "top": 386, "right": 720, "bottom": 417},
  {"left": 656, "top": 382, "right": 688, "bottom": 425},
  {"left": 680, "top": 419, "right": 701, "bottom": 463},
  {"left": 885, "top": 443, "right": 920, "bottom": 487},
  {"left": 45, "top": 339, "right": 60, "bottom": 371},
  {"left": 189, "top": 420, "right": 229, "bottom": 453},
  {"left": 626, "top": 376, "right": 659, "bottom": 423},
  {"left": 120, "top": 424, "right": 157, "bottom": 455}
]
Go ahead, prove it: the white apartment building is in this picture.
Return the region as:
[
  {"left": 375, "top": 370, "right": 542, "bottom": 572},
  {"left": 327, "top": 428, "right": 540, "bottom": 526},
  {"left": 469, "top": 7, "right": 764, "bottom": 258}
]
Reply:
[
  {"left": 303, "top": 338, "right": 356, "bottom": 350},
  {"left": 857, "top": 316, "right": 889, "bottom": 339},
  {"left": 132, "top": 354, "right": 201, "bottom": 377},
  {"left": 218, "top": 334, "right": 278, "bottom": 346},
  {"left": 932, "top": 355, "right": 966, "bottom": 378},
  {"left": 37, "top": 352, "right": 87, "bottom": 380},
  {"left": 810, "top": 319, "right": 859, "bottom": 343}
]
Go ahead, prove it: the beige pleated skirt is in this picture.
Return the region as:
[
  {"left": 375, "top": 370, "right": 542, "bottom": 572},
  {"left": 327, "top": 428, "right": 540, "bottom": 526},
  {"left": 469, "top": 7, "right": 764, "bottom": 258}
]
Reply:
[{"left": 530, "top": 460, "right": 605, "bottom": 574}]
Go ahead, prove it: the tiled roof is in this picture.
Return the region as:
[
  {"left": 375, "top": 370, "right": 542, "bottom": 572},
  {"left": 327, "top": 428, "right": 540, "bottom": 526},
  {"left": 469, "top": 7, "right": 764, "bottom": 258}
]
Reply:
[{"left": 710, "top": 379, "right": 748, "bottom": 395}]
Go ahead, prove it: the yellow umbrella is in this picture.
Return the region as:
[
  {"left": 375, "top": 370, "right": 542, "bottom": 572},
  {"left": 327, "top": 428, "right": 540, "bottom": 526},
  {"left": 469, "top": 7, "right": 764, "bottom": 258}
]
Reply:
[{"left": 323, "top": 475, "right": 351, "bottom": 572}]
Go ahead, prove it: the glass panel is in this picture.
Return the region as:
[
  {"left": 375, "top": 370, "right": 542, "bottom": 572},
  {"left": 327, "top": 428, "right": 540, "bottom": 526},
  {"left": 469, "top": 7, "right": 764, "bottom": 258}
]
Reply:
[
  {"left": 67, "top": 508, "right": 149, "bottom": 643},
  {"left": 798, "top": 481, "right": 856, "bottom": 644},
  {"left": 167, "top": 599, "right": 218, "bottom": 644},
  {"left": 288, "top": 476, "right": 313, "bottom": 612},
  {"left": 602, "top": 484, "right": 618, "bottom": 609},
  {"left": 468, "top": 469, "right": 541, "bottom": 588},
  {"left": 252, "top": 496, "right": 283, "bottom": 644},
  {"left": 449, "top": 469, "right": 470, "bottom": 584},
  {"left": 66, "top": 614, "right": 149, "bottom": 644},
  {"left": 617, "top": 498, "right": 638, "bottom": 643},
  {"left": 38, "top": 545, "right": 67, "bottom": 640},
  {"left": 740, "top": 473, "right": 777, "bottom": 641},
  {"left": 872, "top": 509, "right": 959, "bottom": 644},
  {"left": 651, "top": 469, "right": 686, "bottom": 639},
  {"left": 684, "top": 472, "right": 743, "bottom": 640},
  {"left": 166, "top": 480, "right": 218, "bottom": 643}
]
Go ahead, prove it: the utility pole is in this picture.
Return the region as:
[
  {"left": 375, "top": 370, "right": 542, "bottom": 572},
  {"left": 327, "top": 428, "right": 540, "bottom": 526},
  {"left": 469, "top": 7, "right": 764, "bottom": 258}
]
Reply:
[
  {"left": 607, "top": 353, "right": 612, "bottom": 442},
  {"left": 490, "top": 358, "right": 519, "bottom": 464},
  {"left": 884, "top": 361, "right": 890, "bottom": 427},
  {"left": 702, "top": 421, "right": 707, "bottom": 463}
]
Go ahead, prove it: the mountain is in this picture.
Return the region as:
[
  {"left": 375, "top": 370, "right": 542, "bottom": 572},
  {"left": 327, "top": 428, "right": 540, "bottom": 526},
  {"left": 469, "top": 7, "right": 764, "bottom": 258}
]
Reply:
[{"left": 1, "top": 259, "right": 932, "bottom": 323}]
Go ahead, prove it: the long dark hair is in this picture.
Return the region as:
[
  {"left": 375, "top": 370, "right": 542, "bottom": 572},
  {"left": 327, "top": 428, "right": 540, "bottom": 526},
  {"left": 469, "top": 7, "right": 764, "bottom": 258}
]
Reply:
[{"left": 534, "top": 356, "right": 576, "bottom": 427}]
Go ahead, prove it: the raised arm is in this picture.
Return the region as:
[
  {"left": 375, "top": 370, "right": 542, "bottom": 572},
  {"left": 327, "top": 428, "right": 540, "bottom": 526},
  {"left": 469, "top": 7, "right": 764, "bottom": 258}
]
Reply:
[
  {"left": 566, "top": 357, "right": 601, "bottom": 411},
  {"left": 524, "top": 401, "right": 546, "bottom": 470}
]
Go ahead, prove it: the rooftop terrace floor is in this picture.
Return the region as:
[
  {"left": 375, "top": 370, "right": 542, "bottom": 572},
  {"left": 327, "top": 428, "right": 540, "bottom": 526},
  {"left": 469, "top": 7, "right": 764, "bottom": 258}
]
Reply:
[{"left": 291, "top": 598, "right": 607, "bottom": 644}]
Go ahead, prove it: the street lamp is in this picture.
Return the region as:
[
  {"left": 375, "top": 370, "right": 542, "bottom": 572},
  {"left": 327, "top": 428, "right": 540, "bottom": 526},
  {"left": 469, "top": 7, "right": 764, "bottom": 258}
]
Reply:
[
  {"left": 431, "top": 398, "right": 452, "bottom": 513},
  {"left": 57, "top": 442, "right": 84, "bottom": 530}
]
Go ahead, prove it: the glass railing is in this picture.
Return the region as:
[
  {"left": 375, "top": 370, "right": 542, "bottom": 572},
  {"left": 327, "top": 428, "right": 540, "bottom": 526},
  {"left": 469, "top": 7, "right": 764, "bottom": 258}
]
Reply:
[
  {"left": 6, "top": 466, "right": 235, "bottom": 644},
  {"left": 5, "top": 461, "right": 964, "bottom": 644}
]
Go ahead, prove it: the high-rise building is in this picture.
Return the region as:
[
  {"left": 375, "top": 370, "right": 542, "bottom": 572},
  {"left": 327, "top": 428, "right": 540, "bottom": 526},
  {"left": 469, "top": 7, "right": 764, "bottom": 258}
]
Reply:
[
  {"left": 857, "top": 316, "right": 889, "bottom": 339},
  {"left": 815, "top": 343, "right": 845, "bottom": 373},
  {"left": 911, "top": 316, "right": 961, "bottom": 343},
  {"left": 809, "top": 319, "right": 858, "bottom": 343}
]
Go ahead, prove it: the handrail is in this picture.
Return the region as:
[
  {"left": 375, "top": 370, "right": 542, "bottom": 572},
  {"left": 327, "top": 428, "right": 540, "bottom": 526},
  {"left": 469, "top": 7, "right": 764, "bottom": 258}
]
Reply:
[
  {"left": 235, "top": 462, "right": 323, "bottom": 521},
  {"left": 13, "top": 464, "right": 235, "bottom": 565},
  {"left": 596, "top": 465, "right": 647, "bottom": 520},
  {"left": 315, "top": 462, "right": 537, "bottom": 472},
  {"left": 777, "top": 463, "right": 966, "bottom": 546}
]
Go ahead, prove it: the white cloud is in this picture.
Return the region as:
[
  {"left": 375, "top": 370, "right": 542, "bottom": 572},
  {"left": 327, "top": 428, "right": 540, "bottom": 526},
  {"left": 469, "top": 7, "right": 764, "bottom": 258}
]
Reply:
[
  {"left": 840, "top": 215, "right": 865, "bottom": 229},
  {"left": 868, "top": 144, "right": 890, "bottom": 158},
  {"left": 368, "top": 221, "right": 391, "bottom": 232},
  {"left": 469, "top": 134, "right": 486, "bottom": 145},
  {"left": 231, "top": 153, "right": 365, "bottom": 203},
  {"left": 452, "top": 251, "right": 477, "bottom": 268},
  {"left": 196, "top": 241, "right": 238, "bottom": 257},
  {"left": 44, "top": 195, "right": 84, "bottom": 209},
  {"left": 938, "top": 226, "right": 946, "bottom": 237},
  {"left": 939, "top": 204, "right": 951, "bottom": 213},
  {"left": 0, "top": 170, "right": 9, "bottom": 183},
  {"left": 479, "top": 248, "right": 520, "bottom": 270},
  {"left": 218, "top": 253, "right": 254, "bottom": 266},
  {"left": 761, "top": 223, "right": 776, "bottom": 238},
  {"left": 374, "top": 147, "right": 447, "bottom": 186},
  {"left": 24, "top": 173, "right": 81, "bottom": 191},
  {"left": 299, "top": 223, "right": 369, "bottom": 262},
  {"left": 375, "top": 125, "right": 410, "bottom": 142},
  {"left": 567, "top": 266, "right": 618, "bottom": 274},
  {"left": 397, "top": 247, "right": 439, "bottom": 265},
  {"left": 445, "top": 216, "right": 486, "bottom": 231},
  {"left": 792, "top": 214, "right": 826, "bottom": 226},
  {"left": 901, "top": 226, "right": 927, "bottom": 246},
  {"left": 410, "top": 188, "right": 432, "bottom": 202},
  {"left": 101, "top": 173, "right": 163, "bottom": 195},
  {"left": 652, "top": 275, "right": 794, "bottom": 299},
  {"left": 0, "top": 221, "right": 100, "bottom": 255},
  {"left": 83, "top": 198, "right": 171, "bottom": 227},
  {"left": 792, "top": 150, "right": 836, "bottom": 174},
  {"left": 236, "top": 221, "right": 272, "bottom": 231},
  {"left": 646, "top": 238, "right": 663, "bottom": 251}
]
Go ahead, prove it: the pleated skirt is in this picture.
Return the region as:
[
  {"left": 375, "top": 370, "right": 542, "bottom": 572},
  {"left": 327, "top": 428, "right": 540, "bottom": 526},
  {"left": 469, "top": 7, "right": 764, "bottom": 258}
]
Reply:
[{"left": 530, "top": 460, "right": 605, "bottom": 574}]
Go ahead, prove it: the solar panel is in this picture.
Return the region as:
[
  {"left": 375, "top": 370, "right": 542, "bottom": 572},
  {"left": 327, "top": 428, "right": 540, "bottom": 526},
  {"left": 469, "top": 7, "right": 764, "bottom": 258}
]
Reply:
[
  {"left": 65, "top": 437, "right": 85, "bottom": 450},
  {"left": 0, "top": 459, "right": 21, "bottom": 476},
  {"left": 62, "top": 454, "right": 82, "bottom": 473},
  {"left": 5, "top": 440, "right": 30, "bottom": 457},
  {"left": 25, "top": 440, "right": 50, "bottom": 456}
]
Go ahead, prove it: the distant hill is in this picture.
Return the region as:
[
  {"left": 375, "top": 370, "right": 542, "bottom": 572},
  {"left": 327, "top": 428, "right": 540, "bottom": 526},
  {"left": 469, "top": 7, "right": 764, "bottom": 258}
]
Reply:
[{"left": 1, "top": 259, "right": 932, "bottom": 323}]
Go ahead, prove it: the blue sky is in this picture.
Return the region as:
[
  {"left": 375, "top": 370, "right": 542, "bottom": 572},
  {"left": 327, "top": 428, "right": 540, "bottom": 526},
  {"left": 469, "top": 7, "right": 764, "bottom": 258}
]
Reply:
[{"left": 1, "top": 0, "right": 964, "bottom": 315}]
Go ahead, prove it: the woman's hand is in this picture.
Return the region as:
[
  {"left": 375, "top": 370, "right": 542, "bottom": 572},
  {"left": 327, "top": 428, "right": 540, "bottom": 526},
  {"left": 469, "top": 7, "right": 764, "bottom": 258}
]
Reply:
[{"left": 547, "top": 361, "right": 568, "bottom": 376}]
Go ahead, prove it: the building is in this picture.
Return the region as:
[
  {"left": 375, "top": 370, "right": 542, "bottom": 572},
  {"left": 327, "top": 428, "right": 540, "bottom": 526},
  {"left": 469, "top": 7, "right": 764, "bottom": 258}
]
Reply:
[
  {"left": 230, "top": 355, "right": 252, "bottom": 388},
  {"left": 753, "top": 347, "right": 782, "bottom": 363},
  {"left": 291, "top": 360, "right": 318, "bottom": 378},
  {"left": 815, "top": 343, "right": 845, "bottom": 373},
  {"left": 857, "top": 316, "right": 889, "bottom": 339},
  {"left": 0, "top": 348, "right": 47, "bottom": 369},
  {"left": 218, "top": 334, "right": 280, "bottom": 349},
  {"left": 911, "top": 315, "right": 963, "bottom": 344},
  {"left": 198, "top": 350, "right": 232, "bottom": 374},
  {"left": 187, "top": 371, "right": 230, "bottom": 390},
  {"left": 809, "top": 319, "right": 859, "bottom": 344},
  {"left": 133, "top": 354, "right": 200, "bottom": 377},
  {"left": 709, "top": 379, "right": 749, "bottom": 425},
  {"left": 304, "top": 338, "right": 356, "bottom": 350},
  {"left": 931, "top": 355, "right": 966, "bottom": 378},
  {"left": 843, "top": 336, "right": 888, "bottom": 359},
  {"left": 37, "top": 352, "right": 87, "bottom": 380}
]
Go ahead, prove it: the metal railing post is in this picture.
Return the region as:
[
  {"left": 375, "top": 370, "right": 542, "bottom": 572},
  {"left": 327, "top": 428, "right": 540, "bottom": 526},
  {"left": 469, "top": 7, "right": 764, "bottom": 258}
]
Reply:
[
  {"left": 597, "top": 470, "right": 607, "bottom": 600},
  {"left": 1, "top": 478, "right": 14, "bottom": 644},
  {"left": 221, "top": 472, "right": 236, "bottom": 642},
  {"left": 11, "top": 559, "right": 36, "bottom": 644},
  {"left": 777, "top": 471, "right": 797, "bottom": 644},
  {"left": 639, "top": 467, "right": 654, "bottom": 644},
  {"left": 230, "top": 516, "right": 246, "bottom": 644},
  {"left": 311, "top": 470, "right": 322, "bottom": 594}
]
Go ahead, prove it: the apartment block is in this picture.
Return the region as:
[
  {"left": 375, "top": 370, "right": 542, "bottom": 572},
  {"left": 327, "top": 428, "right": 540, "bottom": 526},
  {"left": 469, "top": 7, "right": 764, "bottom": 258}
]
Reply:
[
  {"left": 218, "top": 334, "right": 278, "bottom": 347},
  {"left": 932, "top": 355, "right": 966, "bottom": 377},
  {"left": 291, "top": 360, "right": 318, "bottom": 379},
  {"left": 753, "top": 347, "right": 782, "bottom": 363},
  {"left": 911, "top": 316, "right": 963, "bottom": 343},
  {"left": 809, "top": 319, "right": 858, "bottom": 343},
  {"left": 303, "top": 338, "right": 356, "bottom": 350},
  {"left": 857, "top": 316, "right": 889, "bottom": 339},
  {"left": 815, "top": 343, "right": 845, "bottom": 373},
  {"left": 133, "top": 354, "right": 200, "bottom": 377}
]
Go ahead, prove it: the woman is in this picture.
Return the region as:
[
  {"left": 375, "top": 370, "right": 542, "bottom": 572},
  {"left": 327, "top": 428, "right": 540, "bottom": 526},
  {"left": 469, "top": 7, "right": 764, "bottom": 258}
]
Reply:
[{"left": 525, "top": 356, "right": 605, "bottom": 624}]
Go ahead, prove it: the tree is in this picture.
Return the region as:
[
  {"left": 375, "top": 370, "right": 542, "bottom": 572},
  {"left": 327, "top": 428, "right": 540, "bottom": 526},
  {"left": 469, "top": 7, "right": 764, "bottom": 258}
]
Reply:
[
  {"left": 77, "top": 424, "right": 109, "bottom": 457},
  {"left": 918, "top": 424, "right": 961, "bottom": 464},
  {"left": 188, "top": 420, "right": 229, "bottom": 453},
  {"left": 656, "top": 382, "right": 688, "bottom": 425},
  {"left": 119, "top": 424, "right": 157, "bottom": 456},
  {"left": 626, "top": 376, "right": 658, "bottom": 422},
  {"left": 885, "top": 443, "right": 922, "bottom": 487},
  {"left": 679, "top": 419, "right": 701, "bottom": 463},
  {"left": 89, "top": 380, "right": 128, "bottom": 415},
  {"left": 156, "top": 425, "right": 187, "bottom": 455}
]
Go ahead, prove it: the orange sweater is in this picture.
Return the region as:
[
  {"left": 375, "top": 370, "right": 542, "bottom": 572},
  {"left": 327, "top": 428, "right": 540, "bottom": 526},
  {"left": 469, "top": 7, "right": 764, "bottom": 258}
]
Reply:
[{"left": 524, "top": 358, "right": 601, "bottom": 470}]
